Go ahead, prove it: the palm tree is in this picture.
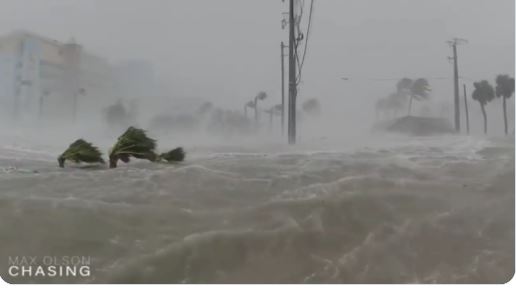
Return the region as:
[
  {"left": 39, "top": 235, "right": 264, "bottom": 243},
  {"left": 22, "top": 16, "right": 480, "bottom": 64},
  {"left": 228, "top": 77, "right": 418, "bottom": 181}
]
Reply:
[
  {"left": 109, "top": 127, "right": 158, "bottom": 168},
  {"left": 58, "top": 139, "right": 105, "bottom": 168},
  {"left": 495, "top": 75, "right": 515, "bottom": 135},
  {"left": 397, "top": 78, "right": 413, "bottom": 95},
  {"left": 254, "top": 91, "right": 268, "bottom": 122},
  {"left": 159, "top": 147, "right": 185, "bottom": 163},
  {"left": 407, "top": 78, "right": 431, "bottom": 116},
  {"left": 244, "top": 101, "right": 255, "bottom": 118},
  {"left": 263, "top": 104, "right": 283, "bottom": 131},
  {"left": 472, "top": 80, "right": 495, "bottom": 134}
]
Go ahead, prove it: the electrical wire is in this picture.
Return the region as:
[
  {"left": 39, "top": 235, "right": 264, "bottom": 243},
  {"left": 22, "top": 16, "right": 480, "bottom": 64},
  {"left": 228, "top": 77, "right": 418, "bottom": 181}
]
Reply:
[{"left": 296, "top": 0, "right": 314, "bottom": 85}]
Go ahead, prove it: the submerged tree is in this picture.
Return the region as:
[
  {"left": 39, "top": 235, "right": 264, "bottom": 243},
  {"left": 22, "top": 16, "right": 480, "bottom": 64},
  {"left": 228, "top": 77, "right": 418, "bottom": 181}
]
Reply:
[
  {"left": 495, "top": 74, "right": 515, "bottom": 135},
  {"left": 58, "top": 139, "right": 105, "bottom": 168},
  {"left": 159, "top": 147, "right": 186, "bottom": 163},
  {"left": 472, "top": 80, "right": 495, "bottom": 134},
  {"left": 109, "top": 127, "right": 158, "bottom": 168}
]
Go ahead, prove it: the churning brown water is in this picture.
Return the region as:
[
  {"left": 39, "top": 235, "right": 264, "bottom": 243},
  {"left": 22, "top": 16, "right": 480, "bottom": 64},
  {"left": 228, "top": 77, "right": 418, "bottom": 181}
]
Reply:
[{"left": 0, "top": 135, "right": 514, "bottom": 284}]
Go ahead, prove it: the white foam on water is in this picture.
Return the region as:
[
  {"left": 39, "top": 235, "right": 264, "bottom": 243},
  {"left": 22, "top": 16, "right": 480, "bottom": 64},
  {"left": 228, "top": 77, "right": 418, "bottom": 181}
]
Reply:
[{"left": 0, "top": 134, "right": 513, "bottom": 283}]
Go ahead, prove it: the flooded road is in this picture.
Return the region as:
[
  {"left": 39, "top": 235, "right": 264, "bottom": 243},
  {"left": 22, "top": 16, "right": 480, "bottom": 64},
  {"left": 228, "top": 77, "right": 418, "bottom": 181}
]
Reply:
[{"left": 0, "top": 135, "right": 514, "bottom": 283}]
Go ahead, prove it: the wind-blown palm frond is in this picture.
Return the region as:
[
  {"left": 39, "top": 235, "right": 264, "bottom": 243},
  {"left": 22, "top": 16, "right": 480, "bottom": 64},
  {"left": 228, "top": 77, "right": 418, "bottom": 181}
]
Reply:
[
  {"left": 411, "top": 78, "right": 431, "bottom": 100},
  {"left": 472, "top": 80, "right": 496, "bottom": 134},
  {"left": 495, "top": 75, "right": 515, "bottom": 100},
  {"left": 109, "top": 127, "right": 157, "bottom": 168},
  {"left": 495, "top": 75, "right": 515, "bottom": 135},
  {"left": 159, "top": 147, "right": 185, "bottom": 163},
  {"left": 256, "top": 91, "right": 268, "bottom": 101},
  {"left": 58, "top": 139, "right": 105, "bottom": 168},
  {"left": 472, "top": 80, "right": 495, "bottom": 105},
  {"left": 397, "top": 78, "right": 413, "bottom": 95},
  {"left": 246, "top": 101, "right": 256, "bottom": 109}
]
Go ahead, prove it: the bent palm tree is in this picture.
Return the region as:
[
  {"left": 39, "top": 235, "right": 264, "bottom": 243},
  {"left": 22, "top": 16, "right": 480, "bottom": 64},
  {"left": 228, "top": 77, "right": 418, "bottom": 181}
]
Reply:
[
  {"left": 472, "top": 80, "right": 495, "bottom": 134},
  {"left": 408, "top": 78, "right": 431, "bottom": 116},
  {"left": 58, "top": 139, "right": 105, "bottom": 168},
  {"left": 109, "top": 127, "right": 157, "bottom": 168},
  {"left": 495, "top": 75, "right": 515, "bottom": 135},
  {"left": 244, "top": 101, "right": 255, "bottom": 118},
  {"left": 397, "top": 78, "right": 413, "bottom": 95},
  {"left": 254, "top": 91, "right": 268, "bottom": 122}
]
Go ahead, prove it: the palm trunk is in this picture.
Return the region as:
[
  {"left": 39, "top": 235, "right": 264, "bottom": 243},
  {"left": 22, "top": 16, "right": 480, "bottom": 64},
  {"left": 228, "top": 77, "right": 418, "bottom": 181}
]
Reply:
[
  {"left": 58, "top": 157, "right": 65, "bottom": 168},
  {"left": 254, "top": 102, "right": 258, "bottom": 124},
  {"left": 480, "top": 103, "right": 487, "bottom": 135},
  {"left": 39, "top": 96, "right": 44, "bottom": 120},
  {"left": 407, "top": 96, "right": 413, "bottom": 116},
  {"left": 502, "top": 97, "right": 508, "bottom": 135},
  {"left": 109, "top": 156, "right": 118, "bottom": 168},
  {"left": 269, "top": 112, "right": 273, "bottom": 132}
]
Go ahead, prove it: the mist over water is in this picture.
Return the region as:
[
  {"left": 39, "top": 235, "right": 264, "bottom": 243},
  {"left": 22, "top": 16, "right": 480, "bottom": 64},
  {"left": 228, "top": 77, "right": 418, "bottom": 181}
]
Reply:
[
  {"left": 0, "top": 123, "right": 514, "bottom": 283},
  {"left": 0, "top": 0, "right": 514, "bottom": 285}
]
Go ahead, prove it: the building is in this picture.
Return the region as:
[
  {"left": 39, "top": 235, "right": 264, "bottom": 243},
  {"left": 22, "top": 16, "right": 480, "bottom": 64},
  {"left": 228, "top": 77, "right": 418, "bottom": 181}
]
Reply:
[{"left": 0, "top": 31, "right": 117, "bottom": 124}]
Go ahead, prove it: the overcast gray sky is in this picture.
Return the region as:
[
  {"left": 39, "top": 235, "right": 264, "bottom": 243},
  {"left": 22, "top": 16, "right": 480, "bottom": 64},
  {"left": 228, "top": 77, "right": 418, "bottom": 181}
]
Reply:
[{"left": 0, "top": 0, "right": 514, "bottom": 124}]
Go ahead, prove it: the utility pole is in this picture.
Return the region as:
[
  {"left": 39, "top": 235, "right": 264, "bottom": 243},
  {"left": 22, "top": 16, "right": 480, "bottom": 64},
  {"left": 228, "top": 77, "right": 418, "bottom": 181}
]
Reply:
[
  {"left": 447, "top": 38, "right": 467, "bottom": 133},
  {"left": 463, "top": 84, "right": 470, "bottom": 135},
  {"left": 288, "top": 0, "right": 297, "bottom": 145},
  {"left": 281, "top": 41, "right": 286, "bottom": 136}
]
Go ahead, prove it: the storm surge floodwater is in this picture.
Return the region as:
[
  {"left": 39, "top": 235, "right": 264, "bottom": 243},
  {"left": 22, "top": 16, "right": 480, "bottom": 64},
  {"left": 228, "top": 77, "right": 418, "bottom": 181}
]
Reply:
[{"left": 0, "top": 134, "right": 514, "bottom": 284}]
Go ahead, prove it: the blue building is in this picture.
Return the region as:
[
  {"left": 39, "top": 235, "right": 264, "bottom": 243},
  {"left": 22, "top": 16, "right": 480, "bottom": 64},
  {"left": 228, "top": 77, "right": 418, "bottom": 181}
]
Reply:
[{"left": 0, "top": 31, "right": 116, "bottom": 124}]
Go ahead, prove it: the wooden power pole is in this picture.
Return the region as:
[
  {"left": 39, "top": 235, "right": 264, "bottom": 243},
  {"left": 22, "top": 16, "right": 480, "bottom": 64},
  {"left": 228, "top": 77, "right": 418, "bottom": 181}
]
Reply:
[
  {"left": 463, "top": 84, "right": 470, "bottom": 135},
  {"left": 288, "top": 0, "right": 297, "bottom": 145},
  {"left": 447, "top": 38, "right": 467, "bottom": 133},
  {"left": 281, "top": 42, "right": 286, "bottom": 136}
]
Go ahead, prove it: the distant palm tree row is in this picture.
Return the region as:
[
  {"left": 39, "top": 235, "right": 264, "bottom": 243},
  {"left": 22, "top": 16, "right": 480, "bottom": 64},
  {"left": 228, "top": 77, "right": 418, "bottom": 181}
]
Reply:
[{"left": 471, "top": 75, "right": 515, "bottom": 135}]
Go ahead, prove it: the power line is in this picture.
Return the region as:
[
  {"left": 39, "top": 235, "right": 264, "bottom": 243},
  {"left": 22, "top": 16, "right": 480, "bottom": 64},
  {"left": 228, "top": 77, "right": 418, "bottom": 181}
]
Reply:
[
  {"left": 283, "top": 0, "right": 315, "bottom": 145},
  {"left": 288, "top": 0, "right": 297, "bottom": 145},
  {"left": 341, "top": 76, "right": 451, "bottom": 82},
  {"left": 296, "top": 0, "right": 315, "bottom": 85}
]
